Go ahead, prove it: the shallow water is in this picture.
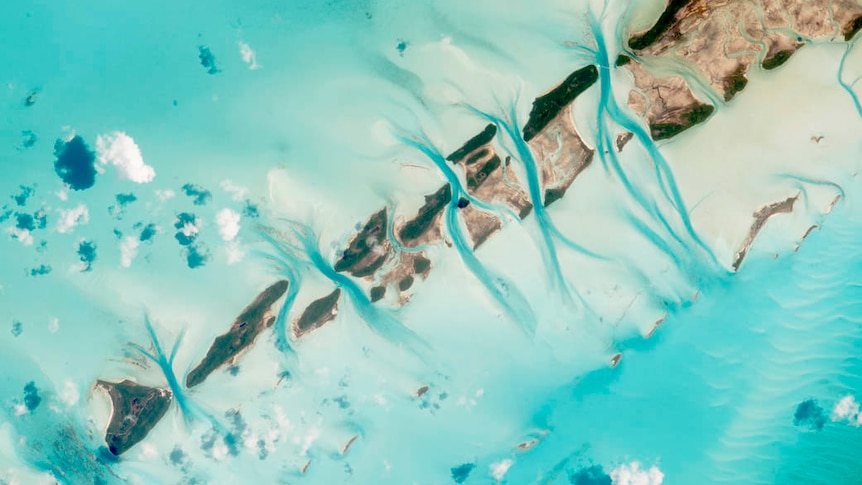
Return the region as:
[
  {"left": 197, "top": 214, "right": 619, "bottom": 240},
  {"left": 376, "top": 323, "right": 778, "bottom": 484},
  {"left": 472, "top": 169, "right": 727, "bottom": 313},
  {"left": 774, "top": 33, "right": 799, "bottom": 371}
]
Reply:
[{"left": 2, "top": 0, "right": 862, "bottom": 483}]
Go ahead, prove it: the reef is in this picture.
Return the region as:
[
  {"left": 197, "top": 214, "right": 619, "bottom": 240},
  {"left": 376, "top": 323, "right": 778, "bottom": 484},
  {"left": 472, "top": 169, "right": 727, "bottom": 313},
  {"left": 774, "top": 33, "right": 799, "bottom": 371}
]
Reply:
[
  {"left": 96, "top": 379, "right": 172, "bottom": 455},
  {"left": 293, "top": 289, "right": 341, "bottom": 339},
  {"left": 186, "top": 280, "right": 289, "bottom": 388}
]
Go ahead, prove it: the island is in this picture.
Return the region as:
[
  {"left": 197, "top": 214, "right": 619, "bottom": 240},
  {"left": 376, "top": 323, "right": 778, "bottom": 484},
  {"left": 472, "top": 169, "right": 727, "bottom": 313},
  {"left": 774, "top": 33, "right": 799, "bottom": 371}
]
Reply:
[
  {"left": 186, "top": 280, "right": 289, "bottom": 388},
  {"left": 96, "top": 379, "right": 172, "bottom": 456}
]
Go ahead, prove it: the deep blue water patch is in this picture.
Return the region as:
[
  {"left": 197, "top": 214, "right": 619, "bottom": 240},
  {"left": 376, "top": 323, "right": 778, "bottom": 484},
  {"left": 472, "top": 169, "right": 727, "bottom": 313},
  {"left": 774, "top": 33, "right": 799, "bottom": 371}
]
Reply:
[
  {"left": 34, "top": 210, "right": 46, "bottom": 229},
  {"left": 451, "top": 463, "right": 475, "bottom": 484},
  {"left": 23, "top": 381, "right": 41, "bottom": 411},
  {"left": 96, "top": 446, "right": 120, "bottom": 465},
  {"left": 333, "top": 395, "right": 351, "bottom": 409},
  {"left": 198, "top": 45, "right": 220, "bottom": 74},
  {"left": 186, "top": 243, "right": 209, "bottom": 268},
  {"left": 29, "top": 264, "right": 51, "bottom": 276},
  {"left": 226, "top": 408, "right": 246, "bottom": 435},
  {"left": 110, "top": 193, "right": 137, "bottom": 219},
  {"left": 200, "top": 431, "right": 215, "bottom": 453},
  {"left": 12, "top": 185, "right": 34, "bottom": 206},
  {"left": 77, "top": 240, "right": 97, "bottom": 272},
  {"left": 243, "top": 200, "right": 259, "bottom": 218},
  {"left": 19, "top": 130, "right": 38, "bottom": 150},
  {"left": 10, "top": 321, "right": 22, "bottom": 337},
  {"left": 12, "top": 210, "right": 45, "bottom": 231},
  {"left": 257, "top": 438, "right": 269, "bottom": 460},
  {"left": 397, "top": 39, "right": 408, "bottom": 56},
  {"left": 569, "top": 465, "right": 612, "bottom": 485},
  {"left": 116, "top": 193, "right": 137, "bottom": 206},
  {"left": 140, "top": 223, "right": 157, "bottom": 242},
  {"left": 169, "top": 447, "right": 186, "bottom": 466},
  {"left": 201, "top": 430, "right": 236, "bottom": 458},
  {"left": 53, "top": 135, "right": 97, "bottom": 191},
  {"left": 0, "top": 208, "right": 11, "bottom": 223},
  {"left": 793, "top": 399, "right": 827, "bottom": 431},
  {"left": 182, "top": 183, "right": 212, "bottom": 206},
  {"left": 15, "top": 213, "right": 35, "bottom": 231},
  {"left": 225, "top": 409, "right": 247, "bottom": 456}
]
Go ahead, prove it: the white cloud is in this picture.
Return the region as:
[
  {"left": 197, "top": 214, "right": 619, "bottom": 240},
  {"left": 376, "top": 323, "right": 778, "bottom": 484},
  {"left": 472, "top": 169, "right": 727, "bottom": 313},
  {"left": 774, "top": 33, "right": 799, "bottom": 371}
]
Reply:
[
  {"left": 61, "top": 380, "right": 79, "bottom": 407},
  {"left": 490, "top": 459, "right": 513, "bottom": 482},
  {"left": 832, "top": 395, "right": 862, "bottom": 426},
  {"left": 155, "top": 189, "right": 175, "bottom": 201},
  {"left": 211, "top": 440, "right": 229, "bottom": 461},
  {"left": 611, "top": 462, "right": 664, "bottom": 485},
  {"left": 238, "top": 41, "right": 261, "bottom": 70},
  {"left": 299, "top": 427, "right": 320, "bottom": 456},
  {"left": 220, "top": 179, "right": 248, "bottom": 201},
  {"left": 56, "top": 204, "right": 89, "bottom": 233},
  {"left": 138, "top": 443, "right": 158, "bottom": 459},
  {"left": 8, "top": 227, "right": 33, "bottom": 246},
  {"left": 96, "top": 132, "right": 155, "bottom": 183},
  {"left": 120, "top": 236, "right": 140, "bottom": 268},
  {"left": 216, "top": 208, "right": 241, "bottom": 241},
  {"left": 48, "top": 317, "right": 59, "bottom": 333},
  {"left": 180, "top": 218, "right": 200, "bottom": 238},
  {"left": 226, "top": 241, "right": 245, "bottom": 265}
]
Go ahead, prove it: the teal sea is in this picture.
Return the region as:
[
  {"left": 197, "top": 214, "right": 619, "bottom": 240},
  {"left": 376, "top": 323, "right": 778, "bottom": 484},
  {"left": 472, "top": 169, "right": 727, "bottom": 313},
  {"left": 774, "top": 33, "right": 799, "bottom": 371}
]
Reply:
[{"left": 2, "top": 0, "right": 862, "bottom": 483}]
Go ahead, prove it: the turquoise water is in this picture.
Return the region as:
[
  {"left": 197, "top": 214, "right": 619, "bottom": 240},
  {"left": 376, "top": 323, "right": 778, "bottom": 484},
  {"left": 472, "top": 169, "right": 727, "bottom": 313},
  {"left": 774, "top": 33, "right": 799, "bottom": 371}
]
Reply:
[{"left": 2, "top": 0, "right": 862, "bottom": 483}]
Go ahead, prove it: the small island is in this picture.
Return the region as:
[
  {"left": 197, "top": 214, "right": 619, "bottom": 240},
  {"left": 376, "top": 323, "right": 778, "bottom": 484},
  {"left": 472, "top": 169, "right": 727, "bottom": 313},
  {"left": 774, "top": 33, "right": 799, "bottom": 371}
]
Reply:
[
  {"left": 96, "top": 379, "right": 172, "bottom": 456},
  {"left": 186, "top": 280, "right": 289, "bottom": 388},
  {"left": 293, "top": 289, "right": 341, "bottom": 339}
]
